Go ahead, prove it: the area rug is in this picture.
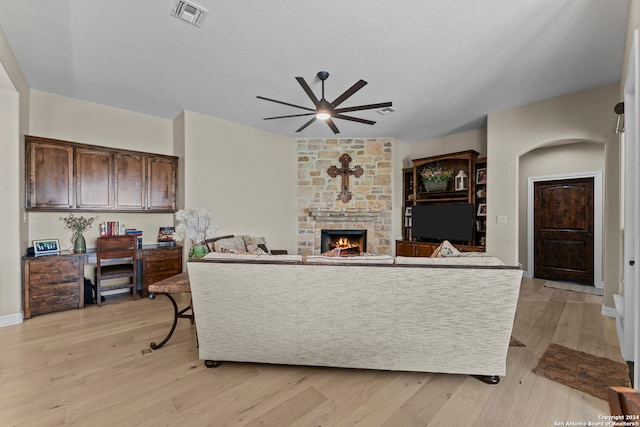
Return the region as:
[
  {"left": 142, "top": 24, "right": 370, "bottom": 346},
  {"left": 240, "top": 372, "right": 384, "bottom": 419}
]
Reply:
[
  {"left": 533, "top": 343, "right": 631, "bottom": 400},
  {"left": 544, "top": 280, "right": 604, "bottom": 296}
]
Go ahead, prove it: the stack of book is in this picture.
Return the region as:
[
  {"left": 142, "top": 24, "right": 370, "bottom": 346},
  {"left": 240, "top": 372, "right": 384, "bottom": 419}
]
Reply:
[{"left": 100, "top": 221, "right": 124, "bottom": 236}]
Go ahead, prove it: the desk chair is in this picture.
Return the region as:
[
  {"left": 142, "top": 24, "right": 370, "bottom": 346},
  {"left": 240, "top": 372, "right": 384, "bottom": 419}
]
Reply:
[{"left": 95, "top": 235, "right": 138, "bottom": 307}]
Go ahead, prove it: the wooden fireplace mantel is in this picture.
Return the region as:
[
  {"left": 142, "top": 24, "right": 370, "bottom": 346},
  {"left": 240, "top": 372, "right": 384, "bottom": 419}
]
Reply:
[{"left": 309, "top": 209, "right": 382, "bottom": 222}]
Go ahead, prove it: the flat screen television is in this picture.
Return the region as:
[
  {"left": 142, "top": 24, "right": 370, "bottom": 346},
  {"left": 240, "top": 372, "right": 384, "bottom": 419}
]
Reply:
[{"left": 411, "top": 203, "right": 474, "bottom": 243}]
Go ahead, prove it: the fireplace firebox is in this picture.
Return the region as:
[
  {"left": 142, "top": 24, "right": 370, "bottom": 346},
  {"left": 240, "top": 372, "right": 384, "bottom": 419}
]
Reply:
[{"left": 320, "top": 229, "right": 367, "bottom": 255}]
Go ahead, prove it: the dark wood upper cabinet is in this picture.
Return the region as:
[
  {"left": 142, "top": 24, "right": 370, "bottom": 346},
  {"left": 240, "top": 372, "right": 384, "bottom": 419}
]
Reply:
[
  {"left": 76, "top": 147, "right": 113, "bottom": 209},
  {"left": 147, "top": 156, "right": 177, "bottom": 211},
  {"left": 114, "top": 152, "right": 146, "bottom": 210},
  {"left": 26, "top": 135, "right": 178, "bottom": 212},
  {"left": 26, "top": 140, "right": 75, "bottom": 209}
]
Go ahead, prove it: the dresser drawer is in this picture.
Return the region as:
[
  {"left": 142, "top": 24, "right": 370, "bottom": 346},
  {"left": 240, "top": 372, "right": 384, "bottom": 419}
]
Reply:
[
  {"left": 28, "top": 259, "right": 80, "bottom": 285},
  {"left": 144, "top": 256, "right": 181, "bottom": 274},
  {"left": 29, "top": 281, "right": 81, "bottom": 315}
]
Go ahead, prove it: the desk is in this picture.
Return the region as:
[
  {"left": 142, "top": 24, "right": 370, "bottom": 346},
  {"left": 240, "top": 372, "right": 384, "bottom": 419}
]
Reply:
[
  {"left": 22, "top": 244, "right": 182, "bottom": 318},
  {"left": 148, "top": 272, "right": 192, "bottom": 349}
]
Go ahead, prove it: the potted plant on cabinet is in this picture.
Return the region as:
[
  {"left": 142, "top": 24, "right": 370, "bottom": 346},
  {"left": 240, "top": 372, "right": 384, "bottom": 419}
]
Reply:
[
  {"left": 420, "top": 163, "right": 454, "bottom": 192},
  {"left": 60, "top": 214, "right": 96, "bottom": 253}
]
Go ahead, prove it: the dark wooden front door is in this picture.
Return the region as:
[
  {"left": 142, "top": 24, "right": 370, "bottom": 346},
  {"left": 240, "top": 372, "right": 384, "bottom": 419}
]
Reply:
[{"left": 534, "top": 177, "right": 594, "bottom": 285}]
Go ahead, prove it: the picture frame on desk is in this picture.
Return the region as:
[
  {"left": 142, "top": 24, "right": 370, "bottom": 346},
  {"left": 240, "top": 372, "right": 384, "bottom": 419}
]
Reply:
[
  {"left": 33, "top": 239, "right": 60, "bottom": 256},
  {"left": 158, "top": 226, "right": 175, "bottom": 242}
]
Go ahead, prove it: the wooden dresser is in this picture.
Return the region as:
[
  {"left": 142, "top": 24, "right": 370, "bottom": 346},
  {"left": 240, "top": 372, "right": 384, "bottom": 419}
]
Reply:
[
  {"left": 23, "top": 254, "right": 84, "bottom": 318},
  {"left": 142, "top": 245, "right": 183, "bottom": 297}
]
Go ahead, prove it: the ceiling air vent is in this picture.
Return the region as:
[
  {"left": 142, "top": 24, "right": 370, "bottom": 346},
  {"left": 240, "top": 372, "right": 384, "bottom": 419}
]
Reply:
[{"left": 171, "top": 0, "right": 208, "bottom": 27}]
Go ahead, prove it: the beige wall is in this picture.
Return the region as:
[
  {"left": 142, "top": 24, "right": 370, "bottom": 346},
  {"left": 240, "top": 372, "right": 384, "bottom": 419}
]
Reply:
[
  {"left": 488, "top": 83, "right": 620, "bottom": 307},
  {"left": 0, "top": 25, "right": 29, "bottom": 321},
  {"left": 406, "top": 128, "right": 487, "bottom": 167},
  {"left": 180, "top": 110, "right": 298, "bottom": 253}
]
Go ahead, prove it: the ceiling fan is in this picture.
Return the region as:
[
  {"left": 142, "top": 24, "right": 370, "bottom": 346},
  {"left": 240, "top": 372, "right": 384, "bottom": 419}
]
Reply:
[{"left": 257, "top": 71, "right": 392, "bottom": 134}]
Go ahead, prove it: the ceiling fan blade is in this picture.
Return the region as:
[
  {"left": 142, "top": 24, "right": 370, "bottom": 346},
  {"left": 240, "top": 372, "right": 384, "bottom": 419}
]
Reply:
[
  {"left": 263, "top": 112, "right": 315, "bottom": 120},
  {"left": 296, "top": 117, "right": 317, "bottom": 132},
  {"left": 334, "top": 114, "right": 376, "bottom": 126},
  {"left": 326, "top": 118, "right": 340, "bottom": 134},
  {"left": 331, "top": 79, "right": 367, "bottom": 107},
  {"left": 334, "top": 102, "right": 392, "bottom": 114},
  {"left": 256, "top": 96, "right": 315, "bottom": 112},
  {"left": 295, "top": 77, "right": 321, "bottom": 106}
]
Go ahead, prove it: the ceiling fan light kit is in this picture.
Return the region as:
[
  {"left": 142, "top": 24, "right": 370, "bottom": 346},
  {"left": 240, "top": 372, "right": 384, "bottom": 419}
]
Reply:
[{"left": 257, "top": 71, "right": 392, "bottom": 134}]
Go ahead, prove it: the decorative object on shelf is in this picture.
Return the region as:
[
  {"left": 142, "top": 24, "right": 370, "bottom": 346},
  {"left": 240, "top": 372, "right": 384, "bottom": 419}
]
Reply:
[
  {"left": 420, "top": 163, "right": 453, "bottom": 192},
  {"left": 454, "top": 170, "right": 468, "bottom": 191},
  {"left": 327, "top": 153, "right": 364, "bottom": 203},
  {"left": 32, "top": 239, "right": 60, "bottom": 256},
  {"left": 172, "top": 207, "right": 217, "bottom": 257},
  {"left": 60, "top": 214, "right": 96, "bottom": 253},
  {"left": 476, "top": 167, "right": 487, "bottom": 184},
  {"left": 477, "top": 203, "right": 487, "bottom": 216}
]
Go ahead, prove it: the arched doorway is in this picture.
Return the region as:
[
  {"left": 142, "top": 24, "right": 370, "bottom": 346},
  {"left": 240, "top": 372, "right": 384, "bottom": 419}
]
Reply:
[{"left": 518, "top": 141, "right": 605, "bottom": 288}]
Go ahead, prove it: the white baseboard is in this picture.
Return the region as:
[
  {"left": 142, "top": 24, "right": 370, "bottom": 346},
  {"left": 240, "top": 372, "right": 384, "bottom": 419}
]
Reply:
[
  {"left": 0, "top": 312, "right": 23, "bottom": 327},
  {"left": 601, "top": 304, "right": 618, "bottom": 318}
]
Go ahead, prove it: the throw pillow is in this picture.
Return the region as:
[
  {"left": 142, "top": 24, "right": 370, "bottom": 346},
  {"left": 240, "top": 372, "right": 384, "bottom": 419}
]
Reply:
[
  {"left": 242, "top": 236, "right": 271, "bottom": 254},
  {"left": 246, "top": 243, "right": 268, "bottom": 255},
  {"left": 430, "top": 242, "right": 443, "bottom": 258},
  {"left": 214, "top": 236, "right": 246, "bottom": 253},
  {"left": 437, "top": 240, "right": 461, "bottom": 257}
]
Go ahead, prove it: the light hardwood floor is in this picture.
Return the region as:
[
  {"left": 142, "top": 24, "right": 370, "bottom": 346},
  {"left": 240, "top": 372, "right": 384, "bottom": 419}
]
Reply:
[{"left": 0, "top": 278, "right": 626, "bottom": 426}]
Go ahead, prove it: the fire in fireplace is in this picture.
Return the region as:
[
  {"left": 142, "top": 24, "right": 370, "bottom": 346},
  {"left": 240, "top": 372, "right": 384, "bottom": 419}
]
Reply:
[{"left": 320, "top": 229, "right": 367, "bottom": 255}]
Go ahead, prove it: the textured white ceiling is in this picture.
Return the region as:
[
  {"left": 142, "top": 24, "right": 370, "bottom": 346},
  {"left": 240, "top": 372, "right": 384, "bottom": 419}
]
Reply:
[{"left": 0, "top": 0, "right": 630, "bottom": 143}]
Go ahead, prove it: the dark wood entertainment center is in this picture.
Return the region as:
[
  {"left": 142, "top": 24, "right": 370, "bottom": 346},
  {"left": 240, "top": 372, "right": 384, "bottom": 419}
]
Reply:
[{"left": 397, "top": 150, "right": 487, "bottom": 256}]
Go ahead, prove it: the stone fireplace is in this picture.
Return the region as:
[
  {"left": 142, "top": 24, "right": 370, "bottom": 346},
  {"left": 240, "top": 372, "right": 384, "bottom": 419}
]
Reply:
[{"left": 297, "top": 138, "right": 393, "bottom": 256}]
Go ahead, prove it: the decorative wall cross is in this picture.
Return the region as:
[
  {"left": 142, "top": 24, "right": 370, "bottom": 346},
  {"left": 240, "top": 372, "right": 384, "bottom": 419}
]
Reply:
[{"left": 327, "top": 153, "right": 364, "bottom": 203}]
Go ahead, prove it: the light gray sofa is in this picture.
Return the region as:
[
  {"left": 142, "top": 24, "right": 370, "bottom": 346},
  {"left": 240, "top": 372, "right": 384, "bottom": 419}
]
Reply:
[{"left": 187, "top": 253, "right": 522, "bottom": 383}]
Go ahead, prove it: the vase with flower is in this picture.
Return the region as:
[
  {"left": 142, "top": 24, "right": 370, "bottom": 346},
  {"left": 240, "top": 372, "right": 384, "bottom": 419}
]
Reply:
[
  {"left": 172, "top": 207, "right": 217, "bottom": 258},
  {"left": 420, "top": 163, "right": 454, "bottom": 192},
  {"left": 61, "top": 214, "right": 96, "bottom": 253}
]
